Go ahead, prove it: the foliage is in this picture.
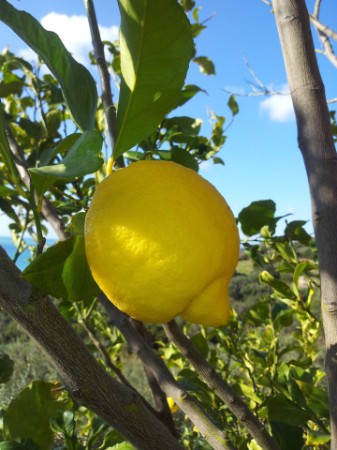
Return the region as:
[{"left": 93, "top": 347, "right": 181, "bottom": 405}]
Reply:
[{"left": 0, "top": 0, "right": 332, "bottom": 449}]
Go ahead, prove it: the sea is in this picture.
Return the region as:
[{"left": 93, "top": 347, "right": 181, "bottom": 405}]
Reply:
[{"left": 0, "top": 236, "right": 55, "bottom": 271}]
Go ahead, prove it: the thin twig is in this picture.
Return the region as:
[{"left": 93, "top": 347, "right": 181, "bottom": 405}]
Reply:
[
  {"left": 163, "top": 320, "right": 281, "bottom": 450},
  {"left": 312, "top": 0, "right": 322, "bottom": 19},
  {"left": 84, "top": 0, "right": 124, "bottom": 169},
  {"left": 310, "top": 15, "right": 337, "bottom": 42}
]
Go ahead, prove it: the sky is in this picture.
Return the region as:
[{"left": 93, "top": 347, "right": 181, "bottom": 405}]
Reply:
[{"left": 0, "top": 0, "right": 336, "bottom": 238}]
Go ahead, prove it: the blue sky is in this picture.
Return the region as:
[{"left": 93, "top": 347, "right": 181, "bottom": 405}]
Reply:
[{"left": 0, "top": 0, "right": 336, "bottom": 237}]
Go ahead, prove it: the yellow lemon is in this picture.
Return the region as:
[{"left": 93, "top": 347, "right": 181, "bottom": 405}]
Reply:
[{"left": 84, "top": 160, "right": 239, "bottom": 327}]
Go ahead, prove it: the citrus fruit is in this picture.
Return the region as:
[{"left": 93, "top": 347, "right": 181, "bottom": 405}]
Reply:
[{"left": 84, "top": 160, "right": 239, "bottom": 327}]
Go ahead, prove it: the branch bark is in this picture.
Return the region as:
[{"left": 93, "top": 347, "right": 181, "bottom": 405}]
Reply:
[
  {"left": 272, "top": 0, "right": 337, "bottom": 447},
  {"left": 84, "top": 0, "right": 124, "bottom": 168},
  {"left": 0, "top": 246, "right": 183, "bottom": 450},
  {"left": 100, "top": 295, "right": 236, "bottom": 450}
]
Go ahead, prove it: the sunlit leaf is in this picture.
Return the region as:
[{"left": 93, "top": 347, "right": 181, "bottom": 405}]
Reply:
[
  {"left": 260, "top": 271, "right": 297, "bottom": 300},
  {"left": 0, "top": 0, "right": 97, "bottom": 130},
  {"left": 114, "top": 0, "right": 193, "bottom": 158},
  {"left": 29, "top": 130, "right": 103, "bottom": 181}
]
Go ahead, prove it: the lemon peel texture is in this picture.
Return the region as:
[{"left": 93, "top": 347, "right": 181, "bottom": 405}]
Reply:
[{"left": 84, "top": 160, "right": 239, "bottom": 327}]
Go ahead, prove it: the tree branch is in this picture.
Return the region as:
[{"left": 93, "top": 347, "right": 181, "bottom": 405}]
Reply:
[
  {"left": 84, "top": 0, "right": 124, "bottom": 169},
  {"left": 100, "top": 295, "right": 236, "bottom": 450},
  {"left": 5, "top": 125, "right": 69, "bottom": 241},
  {"left": 163, "top": 321, "right": 281, "bottom": 450},
  {"left": 0, "top": 245, "right": 183, "bottom": 450},
  {"left": 272, "top": 0, "right": 337, "bottom": 446}
]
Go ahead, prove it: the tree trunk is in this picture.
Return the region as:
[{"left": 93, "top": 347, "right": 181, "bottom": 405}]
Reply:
[
  {"left": 272, "top": 0, "right": 337, "bottom": 447},
  {"left": 0, "top": 246, "right": 183, "bottom": 450}
]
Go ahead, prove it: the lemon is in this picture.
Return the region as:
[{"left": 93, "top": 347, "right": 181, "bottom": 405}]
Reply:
[{"left": 84, "top": 160, "right": 239, "bottom": 327}]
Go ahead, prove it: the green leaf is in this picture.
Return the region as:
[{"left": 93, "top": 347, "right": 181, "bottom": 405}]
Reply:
[
  {"left": 260, "top": 271, "right": 297, "bottom": 300},
  {"left": 3, "top": 381, "right": 61, "bottom": 450},
  {"left": 0, "top": 0, "right": 97, "bottom": 130},
  {"left": 295, "top": 380, "right": 329, "bottom": 418},
  {"left": 306, "top": 430, "right": 331, "bottom": 445},
  {"left": 114, "top": 0, "right": 193, "bottom": 159},
  {"left": 227, "top": 95, "right": 239, "bottom": 116},
  {"left": 0, "top": 353, "right": 14, "bottom": 384},
  {"left": 190, "top": 332, "right": 208, "bottom": 358},
  {"left": 270, "top": 422, "right": 305, "bottom": 450},
  {"left": 39, "top": 133, "right": 81, "bottom": 167},
  {"left": 285, "top": 220, "right": 312, "bottom": 246},
  {"left": 193, "top": 56, "right": 216, "bottom": 75},
  {"left": 110, "top": 443, "right": 135, "bottom": 450},
  {"left": 22, "top": 232, "right": 100, "bottom": 302},
  {"left": 170, "top": 148, "right": 199, "bottom": 171},
  {"left": 29, "top": 130, "right": 103, "bottom": 181},
  {"left": 176, "top": 84, "right": 206, "bottom": 108},
  {"left": 266, "top": 394, "right": 312, "bottom": 426},
  {"left": 238, "top": 200, "right": 277, "bottom": 236}
]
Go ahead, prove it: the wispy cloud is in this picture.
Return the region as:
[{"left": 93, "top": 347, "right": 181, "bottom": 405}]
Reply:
[
  {"left": 259, "top": 85, "right": 295, "bottom": 122},
  {"left": 18, "top": 13, "right": 118, "bottom": 67}
]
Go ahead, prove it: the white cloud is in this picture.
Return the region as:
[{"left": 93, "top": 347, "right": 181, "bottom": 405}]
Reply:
[
  {"left": 18, "top": 13, "right": 118, "bottom": 67},
  {"left": 259, "top": 85, "right": 295, "bottom": 122}
]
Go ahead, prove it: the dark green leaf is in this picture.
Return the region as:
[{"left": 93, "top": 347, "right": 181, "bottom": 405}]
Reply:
[
  {"left": 39, "top": 133, "right": 81, "bottom": 167},
  {"left": 193, "top": 56, "right": 216, "bottom": 75},
  {"left": 0, "top": 0, "right": 97, "bottom": 130},
  {"left": 295, "top": 380, "right": 329, "bottom": 418},
  {"left": 266, "top": 395, "right": 312, "bottom": 426},
  {"left": 0, "top": 353, "right": 14, "bottom": 384},
  {"left": 285, "top": 220, "right": 312, "bottom": 246},
  {"left": 227, "top": 95, "right": 239, "bottom": 116},
  {"left": 238, "top": 200, "right": 276, "bottom": 236},
  {"left": 114, "top": 0, "right": 194, "bottom": 158},
  {"left": 176, "top": 84, "right": 206, "bottom": 108},
  {"left": 29, "top": 130, "right": 103, "bottom": 181},
  {"left": 163, "top": 116, "right": 201, "bottom": 136},
  {"left": 170, "top": 148, "right": 199, "bottom": 172},
  {"left": 22, "top": 234, "right": 100, "bottom": 302},
  {"left": 191, "top": 332, "right": 208, "bottom": 358},
  {"left": 270, "top": 422, "right": 305, "bottom": 450},
  {"left": 3, "top": 381, "right": 61, "bottom": 450}
]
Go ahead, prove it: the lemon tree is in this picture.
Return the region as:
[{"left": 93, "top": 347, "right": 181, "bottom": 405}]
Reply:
[{"left": 85, "top": 160, "right": 239, "bottom": 326}]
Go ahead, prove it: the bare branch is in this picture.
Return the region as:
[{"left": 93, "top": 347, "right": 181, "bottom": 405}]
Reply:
[
  {"left": 163, "top": 321, "right": 281, "bottom": 450},
  {"left": 272, "top": 0, "right": 337, "bottom": 446},
  {"left": 310, "top": 15, "right": 337, "bottom": 42},
  {"left": 84, "top": 0, "right": 124, "bottom": 169},
  {"left": 100, "top": 295, "right": 236, "bottom": 450},
  {"left": 313, "top": 0, "right": 322, "bottom": 19}
]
